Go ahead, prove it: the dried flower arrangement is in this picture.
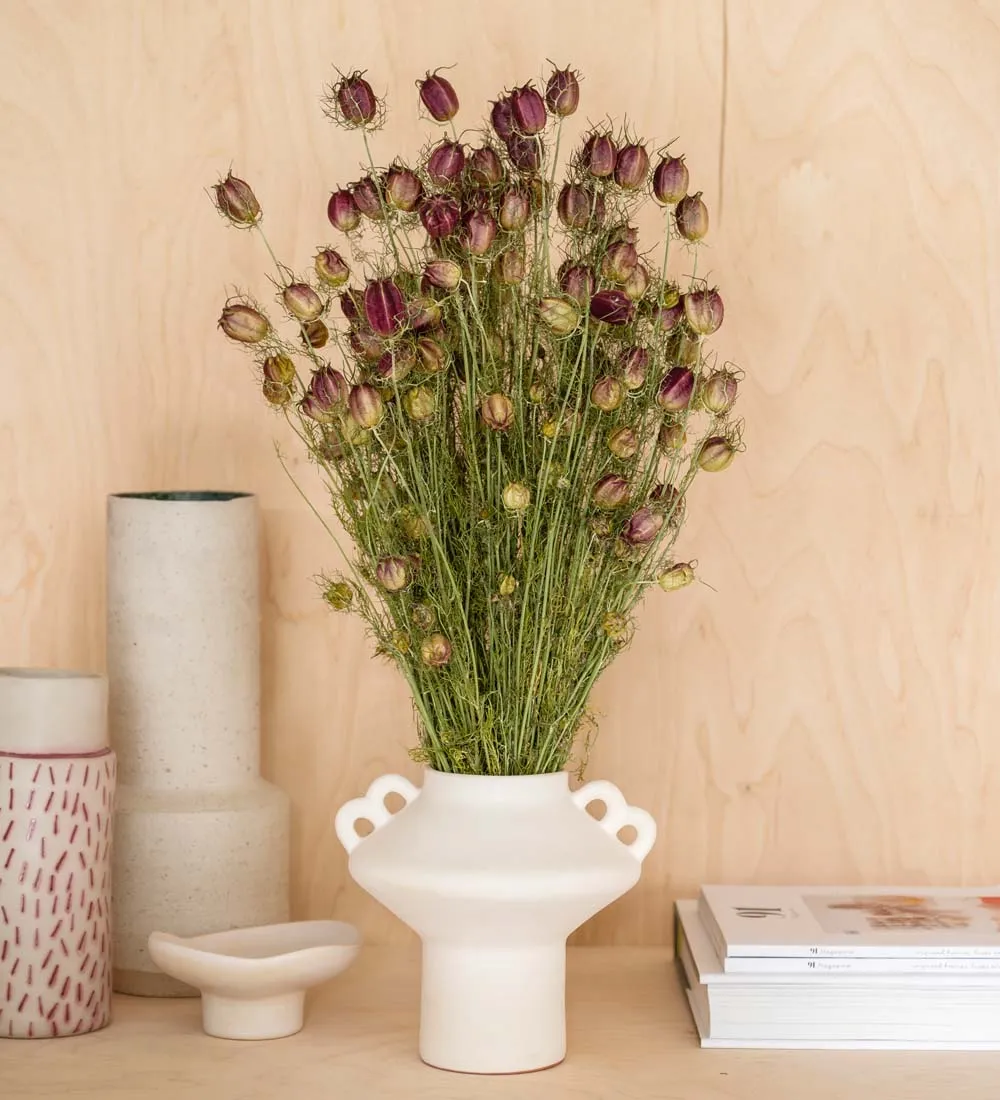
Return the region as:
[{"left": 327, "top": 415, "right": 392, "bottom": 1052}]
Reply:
[{"left": 213, "top": 65, "right": 743, "bottom": 776}]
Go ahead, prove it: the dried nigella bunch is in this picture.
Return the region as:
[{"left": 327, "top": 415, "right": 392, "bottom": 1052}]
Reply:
[{"left": 213, "top": 63, "right": 745, "bottom": 776}]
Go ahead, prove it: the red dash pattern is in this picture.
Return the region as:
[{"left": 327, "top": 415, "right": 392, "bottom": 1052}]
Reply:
[{"left": 0, "top": 750, "right": 116, "bottom": 1038}]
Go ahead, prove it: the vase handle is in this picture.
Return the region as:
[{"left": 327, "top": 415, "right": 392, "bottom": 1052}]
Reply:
[
  {"left": 572, "top": 779, "right": 657, "bottom": 864},
  {"left": 335, "top": 773, "right": 421, "bottom": 854}
]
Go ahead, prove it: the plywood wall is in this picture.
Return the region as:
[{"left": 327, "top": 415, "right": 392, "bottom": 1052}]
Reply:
[{"left": 2, "top": 0, "right": 999, "bottom": 944}]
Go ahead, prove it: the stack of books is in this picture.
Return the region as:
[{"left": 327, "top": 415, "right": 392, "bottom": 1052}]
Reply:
[{"left": 676, "top": 886, "right": 1000, "bottom": 1049}]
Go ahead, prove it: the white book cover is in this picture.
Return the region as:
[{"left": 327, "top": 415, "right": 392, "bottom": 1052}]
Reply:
[{"left": 699, "top": 885, "right": 1000, "bottom": 961}]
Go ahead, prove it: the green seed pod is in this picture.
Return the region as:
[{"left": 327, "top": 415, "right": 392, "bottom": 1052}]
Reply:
[
  {"left": 658, "top": 563, "right": 695, "bottom": 591},
  {"left": 502, "top": 482, "right": 531, "bottom": 511},
  {"left": 591, "top": 376, "right": 624, "bottom": 412},
  {"left": 538, "top": 297, "right": 580, "bottom": 336},
  {"left": 607, "top": 426, "right": 638, "bottom": 459},
  {"left": 323, "top": 580, "right": 354, "bottom": 610},
  {"left": 404, "top": 385, "right": 437, "bottom": 423},
  {"left": 698, "top": 436, "right": 737, "bottom": 472},
  {"left": 421, "top": 633, "right": 452, "bottom": 667},
  {"left": 411, "top": 603, "right": 435, "bottom": 630},
  {"left": 602, "top": 612, "right": 632, "bottom": 645},
  {"left": 282, "top": 282, "right": 325, "bottom": 322}
]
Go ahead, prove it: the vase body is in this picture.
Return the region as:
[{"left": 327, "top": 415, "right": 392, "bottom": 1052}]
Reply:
[
  {"left": 107, "top": 491, "right": 290, "bottom": 996},
  {"left": 0, "top": 669, "right": 116, "bottom": 1038},
  {"left": 336, "top": 769, "right": 656, "bottom": 1073}
]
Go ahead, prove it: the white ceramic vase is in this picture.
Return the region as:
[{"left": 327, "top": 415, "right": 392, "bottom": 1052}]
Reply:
[
  {"left": 0, "top": 669, "right": 116, "bottom": 1038},
  {"left": 335, "top": 769, "right": 656, "bottom": 1074},
  {"left": 107, "top": 491, "right": 290, "bottom": 996}
]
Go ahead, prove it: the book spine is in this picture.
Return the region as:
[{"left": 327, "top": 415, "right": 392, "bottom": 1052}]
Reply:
[{"left": 695, "top": 891, "right": 730, "bottom": 965}]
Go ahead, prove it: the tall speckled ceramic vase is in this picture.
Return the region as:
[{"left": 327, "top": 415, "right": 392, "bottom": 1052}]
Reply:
[
  {"left": 0, "top": 669, "right": 116, "bottom": 1038},
  {"left": 107, "top": 492, "right": 290, "bottom": 996}
]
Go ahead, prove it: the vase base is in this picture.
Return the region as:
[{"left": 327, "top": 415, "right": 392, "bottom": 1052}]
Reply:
[
  {"left": 113, "top": 968, "right": 198, "bottom": 998},
  {"left": 420, "top": 1055, "right": 566, "bottom": 1075},
  {"left": 418, "top": 943, "right": 567, "bottom": 1074}
]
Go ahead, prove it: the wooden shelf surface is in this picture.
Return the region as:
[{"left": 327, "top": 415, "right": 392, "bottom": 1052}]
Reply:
[{"left": 2, "top": 948, "right": 999, "bottom": 1098}]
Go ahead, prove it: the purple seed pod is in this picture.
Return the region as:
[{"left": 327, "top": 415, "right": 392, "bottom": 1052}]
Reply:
[
  {"left": 418, "top": 70, "right": 460, "bottom": 122},
  {"left": 219, "top": 303, "right": 269, "bottom": 343},
  {"left": 419, "top": 194, "right": 461, "bottom": 239},
  {"left": 505, "top": 134, "right": 542, "bottom": 173},
  {"left": 511, "top": 83, "right": 547, "bottom": 134},
  {"left": 621, "top": 346, "right": 649, "bottom": 390},
  {"left": 309, "top": 365, "right": 348, "bottom": 408},
  {"left": 545, "top": 66, "right": 580, "bottom": 116},
  {"left": 601, "top": 241, "right": 639, "bottom": 284},
  {"left": 333, "top": 71, "right": 378, "bottom": 126},
  {"left": 406, "top": 296, "right": 441, "bottom": 332},
  {"left": 623, "top": 506, "right": 664, "bottom": 546},
  {"left": 557, "top": 183, "right": 601, "bottom": 230},
  {"left": 491, "top": 95, "right": 516, "bottom": 141},
  {"left": 589, "top": 289, "right": 634, "bottom": 325},
  {"left": 384, "top": 165, "right": 423, "bottom": 212},
  {"left": 213, "top": 172, "right": 260, "bottom": 226},
  {"left": 580, "top": 132, "right": 616, "bottom": 179},
  {"left": 314, "top": 248, "right": 350, "bottom": 288},
  {"left": 351, "top": 176, "right": 384, "bottom": 220},
  {"left": 495, "top": 248, "right": 526, "bottom": 284},
  {"left": 349, "top": 327, "right": 384, "bottom": 363},
  {"left": 653, "top": 155, "right": 689, "bottom": 205},
  {"left": 363, "top": 278, "right": 406, "bottom": 337},
  {"left": 467, "top": 146, "right": 505, "bottom": 187},
  {"left": 652, "top": 299, "right": 684, "bottom": 333},
  {"left": 481, "top": 392, "right": 515, "bottom": 431},
  {"left": 614, "top": 142, "right": 649, "bottom": 190},
  {"left": 339, "top": 288, "right": 363, "bottom": 324},
  {"left": 327, "top": 188, "right": 360, "bottom": 232},
  {"left": 683, "top": 288, "right": 724, "bottom": 335},
  {"left": 676, "top": 192, "right": 709, "bottom": 240},
  {"left": 375, "top": 344, "right": 415, "bottom": 383},
  {"left": 349, "top": 382, "right": 385, "bottom": 429},
  {"left": 623, "top": 262, "right": 650, "bottom": 301},
  {"left": 376, "top": 556, "right": 410, "bottom": 592},
  {"left": 592, "top": 474, "right": 630, "bottom": 510},
  {"left": 656, "top": 366, "right": 695, "bottom": 412},
  {"left": 423, "top": 258, "right": 463, "bottom": 290},
  {"left": 498, "top": 188, "right": 531, "bottom": 231},
  {"left": 462, "top": 209, "right": 498, "bottom": 256},
  {"left": 426, "top": 140, "right": 466, "bottom": 186},
  {"left": 300, "top": 319, "right": 329, "bottom": 348},
  {"left": 559, "top": 263, "right": 595, "bottom": 307}
]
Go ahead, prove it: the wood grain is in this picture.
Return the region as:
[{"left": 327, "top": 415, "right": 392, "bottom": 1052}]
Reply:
[
  {"left": 1, "top": 0, "right": 998, "bottom": 944},
  {"left": 4, "top": 948, "right": 1000, "bottom": 1099}
]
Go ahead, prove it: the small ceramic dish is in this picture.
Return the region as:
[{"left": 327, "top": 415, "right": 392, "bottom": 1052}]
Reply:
[{"left": 147, "top": 920, "right": 361, "bottom": 1040}]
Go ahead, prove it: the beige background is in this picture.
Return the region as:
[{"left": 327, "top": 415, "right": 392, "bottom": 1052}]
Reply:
[{"left": 2, "top": 0, "right": 999, "bottom": 945}]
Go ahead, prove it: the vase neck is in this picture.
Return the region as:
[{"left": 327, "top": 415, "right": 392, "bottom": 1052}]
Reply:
[{"left": 421, "top": 769, "right": 569, "bottom": 806}]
